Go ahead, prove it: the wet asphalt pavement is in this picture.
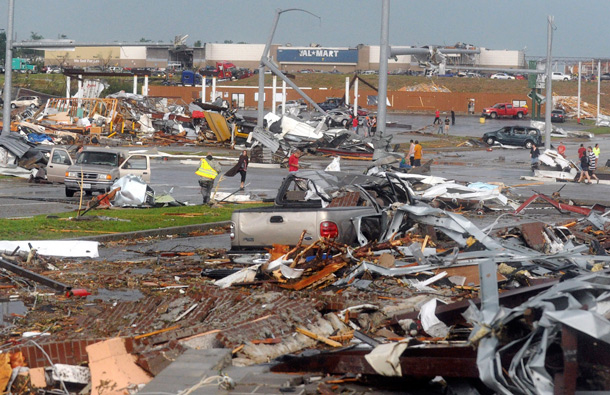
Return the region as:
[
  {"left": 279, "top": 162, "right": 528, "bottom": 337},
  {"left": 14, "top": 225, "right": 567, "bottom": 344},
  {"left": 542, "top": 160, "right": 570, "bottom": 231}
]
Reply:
[{"left": 0, "top": 112, "right": 609, "bottom": 258}]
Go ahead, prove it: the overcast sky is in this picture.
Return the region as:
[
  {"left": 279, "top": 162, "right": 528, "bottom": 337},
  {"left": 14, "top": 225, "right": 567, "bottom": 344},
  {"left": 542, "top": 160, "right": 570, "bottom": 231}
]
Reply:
[{"left": 0, "top": 0, "right": 604, "bottom": 58}]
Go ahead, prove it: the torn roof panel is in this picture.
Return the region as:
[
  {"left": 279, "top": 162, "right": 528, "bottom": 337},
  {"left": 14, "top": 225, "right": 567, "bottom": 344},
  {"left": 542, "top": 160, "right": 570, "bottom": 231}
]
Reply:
[
  {"left": 0, "top": 133, "right": 32, "bottom": 158},
  {"left": 203, "top": 111, "right": 231, "bottom": 141}
]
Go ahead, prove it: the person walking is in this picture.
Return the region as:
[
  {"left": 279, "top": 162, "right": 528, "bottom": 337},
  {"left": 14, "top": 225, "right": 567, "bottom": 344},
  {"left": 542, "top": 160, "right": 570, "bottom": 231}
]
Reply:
[
  {"left": 365, "top": 116, "right": 371, "bottom": 138},
  {"left": 413, "top": 140, "right": 423, "bottom": 167},
  {"left": 225, "top": 150, "right": 249, "bottom": 190},
  {"left": 408, "top": 140, "right": 415, "bottom": 166},
  {"left": 530, "top": 143, "right": 540, "bottom": 169},
  {"left": 593, "top": 143, "right": 601, "bottom": 159},
  {"left": 578, "top": 143, "right": 586, "bottom": 160},
  {"left": 352, "top": 116, "right": 359, "bottom": 134},
  {"left": 444, "top": 116, "right": 450, "bottom": 134},
  {"left": 577, "top": 149, "right": 591, "bottom": 184},
  {"left": 588, "top": 146, "right": 600, "bottom": 184},
  {"left": 195, "top": 154, "right": 221, "bottom": 205},
  {"left": 433, "top": 109, "right": 440, "bottom": 124},
  {"left": 371, "top": 116, "right": 377, "bottom": 136},
  {"left": 451, "top": 109, "right": 455, "bottom": 125},
  {"left": 288, "top": 149, "right": 301, "bottom": 172}
]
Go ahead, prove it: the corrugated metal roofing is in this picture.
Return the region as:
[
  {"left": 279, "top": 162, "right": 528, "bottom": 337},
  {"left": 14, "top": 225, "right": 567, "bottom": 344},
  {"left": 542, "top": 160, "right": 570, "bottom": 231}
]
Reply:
[{"left": 0, "top": 133, "right": 32, "bottom": 158}]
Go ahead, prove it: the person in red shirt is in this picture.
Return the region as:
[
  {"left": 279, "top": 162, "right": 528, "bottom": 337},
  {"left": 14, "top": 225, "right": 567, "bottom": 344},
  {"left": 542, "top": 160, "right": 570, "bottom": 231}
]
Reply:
[
  {"left": 433, "top": 109, "right": 440, "bottom": 124},
  {"left": 578, "top": 143, "right": 586, "bottom": 159},
  {"left": 288, "top": 150, "right": 301, "bottom": 172},
  {"left": 557, "top": 141, "right": 566, "bottom": 157}
]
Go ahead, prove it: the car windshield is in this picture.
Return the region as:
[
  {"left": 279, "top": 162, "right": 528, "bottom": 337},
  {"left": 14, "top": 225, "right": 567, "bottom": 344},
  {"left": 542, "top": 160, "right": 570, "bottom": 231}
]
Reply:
[{"left": 76, "top": 151, "right": 119, "bottom": 166}]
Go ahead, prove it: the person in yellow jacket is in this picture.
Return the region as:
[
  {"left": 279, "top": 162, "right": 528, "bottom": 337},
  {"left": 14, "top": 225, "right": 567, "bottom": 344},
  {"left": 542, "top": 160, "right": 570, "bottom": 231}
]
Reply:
[{"left": 196, "top": 154, "right": 221, "bottom": 205}]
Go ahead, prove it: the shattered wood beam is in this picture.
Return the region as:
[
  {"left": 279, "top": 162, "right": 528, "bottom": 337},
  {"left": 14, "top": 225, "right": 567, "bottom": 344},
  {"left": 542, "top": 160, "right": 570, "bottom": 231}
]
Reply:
[
  {"left": 0, "top": 257, "right": 69, "bottom": 292},
  {"left": 281, "top": 261, "right": 346, "bottom": 291},
  {"left": 295, "top": 327, "right": 342, "bottom": 347}
]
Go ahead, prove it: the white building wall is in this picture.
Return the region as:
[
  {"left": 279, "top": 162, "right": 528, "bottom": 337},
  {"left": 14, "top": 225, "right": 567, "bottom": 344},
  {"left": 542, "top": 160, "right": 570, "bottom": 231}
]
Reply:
[
  {"left": 368, "top": 46, "right": 412, "bottom": 64},
  {"left": 205, "top": 43, "right": 265, "bottom": 62},
  {"left": 120, "top": 46, "right": 147, "bottom": 60},
  {"left": 478, "top": 48, "right": 524, "bottom": 67}
]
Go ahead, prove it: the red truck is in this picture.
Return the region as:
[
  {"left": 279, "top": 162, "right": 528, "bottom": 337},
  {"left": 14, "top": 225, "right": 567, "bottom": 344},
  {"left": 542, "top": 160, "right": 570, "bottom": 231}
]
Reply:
[
  {"left": 200, "top": 62, "right": 253, "bottom": 80},
  {"left": 482, "top": 103, "right": 528, "bottom": 119}
]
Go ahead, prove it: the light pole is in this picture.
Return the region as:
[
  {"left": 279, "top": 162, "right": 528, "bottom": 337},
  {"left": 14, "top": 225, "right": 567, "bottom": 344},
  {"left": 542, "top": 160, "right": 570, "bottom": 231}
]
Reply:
[{"left": 2, "top": 0, "right": 15, "bottom": 136}]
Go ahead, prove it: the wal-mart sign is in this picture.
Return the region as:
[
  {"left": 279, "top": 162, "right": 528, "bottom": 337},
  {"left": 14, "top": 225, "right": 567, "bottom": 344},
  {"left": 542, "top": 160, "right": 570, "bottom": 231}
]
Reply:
[{"left": 277, "top": 48, "right": 358, "bottom": 64}]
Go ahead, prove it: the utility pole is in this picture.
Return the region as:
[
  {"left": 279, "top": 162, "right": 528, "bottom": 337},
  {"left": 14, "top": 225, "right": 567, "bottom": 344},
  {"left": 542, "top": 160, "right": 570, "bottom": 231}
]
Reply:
[
  {"left": 544, "top": 15, "right": 553, "bottom": 151},
  {"left": 2, "top": 0, "right": 15, "bottom": 136},
  {"left": 377, "top": 0, "right": 390, "bottom": 137}
]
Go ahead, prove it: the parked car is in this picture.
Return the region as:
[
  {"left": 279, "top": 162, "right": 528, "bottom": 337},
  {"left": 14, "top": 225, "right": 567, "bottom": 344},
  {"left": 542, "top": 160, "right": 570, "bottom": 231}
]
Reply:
[
  {"left": 551, "top": 72, "right": 571, "bottom": 81},
  {"left": 84, "top": 66, "right": 104, "bottom": 73},
  {"left": 45, "top": 147, "right": 151, "bottom": 197},
  {"left": 45, "top": 65, "right": 62, "bottom": 74},
  {"left": 490, "top": 73, "right": 515, "bottom": 80},
  {"left": 514, "top": 74, "right": 527, "bottom": 80},
  {"left": 482, "top": 126, "right": 542, "bottom": 149},
  {"left": 317, "top": 97, "right": 344, "bottom": 112},
  {"left": 482, "top": 102, "right": 528, "bottom": 119},
  {"left": 10, "top": 96, "right": 41, "bottom": 109},
  {"left": 108, "top": 66, "right": 124, "bottom": 73},
  {"left": 600, "top": 73, "right": 610, "bottom": 81},
  {"left": 551, "top": 109, "right": 566, "bottom": 123},
  {"left": 325, "top": 109, "right": 352, "bottom": 127},
  {"left": 277, "top": 100, "right": 308, "bottom": 113}
]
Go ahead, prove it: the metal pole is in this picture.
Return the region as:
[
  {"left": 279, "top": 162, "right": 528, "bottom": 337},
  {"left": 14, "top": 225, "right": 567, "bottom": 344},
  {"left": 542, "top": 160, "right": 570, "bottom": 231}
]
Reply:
[
  {"left": 202, "top": 77, "right": 206, "bottom": 102},
  {"left": 577, "top": 61, "right": 581, "bottom": 122},
  {"left": 143, "top": 75, "right": 149, "bottom": 96},
  {"left": 257, "top": 10, "right": 281, "bottom": 128},
  {"left": 353, "top": 78, "right": 359, "bottom": 118},
  {"left": 132, "top": 75, "right": 137, "bottom": 94},
  {"left": 544, "top": 15, "right": 553, "bottom": 150},
  {"left": 212, "top": 76, "right": 217, "bottom": 101},
  {"left": 2, "top": 0, "right": 15, "bottom": 136},
  {"left": 262, "top": 58, "right": 326, "bottom": 113},
  {"left": 377, "top": 0, "right": 390, "bottom": 137},
  {"left": 281, "top": 80, "right": 286, "bottom": 115},
  {"left": 272, "top": 75, "right": 277, "bottom": 115},
  {"left": 597, "top": 60, "right": 601, "bottom": 122},
  {"left": 345, "top": 77, "right": 350, "bottom": 106},
  {"left": 66, "top": 76, "right": 71, "bottom": 99}
]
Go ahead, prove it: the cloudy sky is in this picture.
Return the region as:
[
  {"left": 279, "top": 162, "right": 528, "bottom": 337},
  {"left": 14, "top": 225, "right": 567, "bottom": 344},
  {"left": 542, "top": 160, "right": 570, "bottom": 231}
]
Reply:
[{"left": 0, "top": 0, "right": 604, "bottom": 58}]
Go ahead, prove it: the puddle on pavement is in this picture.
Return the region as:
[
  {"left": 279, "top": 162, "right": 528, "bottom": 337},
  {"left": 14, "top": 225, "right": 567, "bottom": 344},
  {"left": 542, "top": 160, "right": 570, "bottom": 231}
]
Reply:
[
  {"left": 87, "top": 289, "right": 144, "bottom": 302},
  {"left": 0, "top": 300, "right": 27, "bottom": 326}
]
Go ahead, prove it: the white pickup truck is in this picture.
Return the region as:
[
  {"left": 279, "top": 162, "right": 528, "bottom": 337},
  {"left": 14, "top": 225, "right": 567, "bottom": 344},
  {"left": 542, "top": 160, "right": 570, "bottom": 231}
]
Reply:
[
  {"left": 46, "top": 147, "right": 151, "bottom": 197},
  {"left": 229, "top": 171, "right": 413, "bottom": 252}
]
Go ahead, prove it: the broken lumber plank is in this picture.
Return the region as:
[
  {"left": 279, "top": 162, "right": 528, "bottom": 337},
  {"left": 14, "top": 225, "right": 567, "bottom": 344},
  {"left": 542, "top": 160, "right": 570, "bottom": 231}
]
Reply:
[
  {"left": 134, "top": 325, "right": 180, "bottom": 340},
  {"left": 280, "top": 262, "right": 346, "bottom": 291},
  {"left": 295, "top": 327, "right": 342, "bottom": 348}
]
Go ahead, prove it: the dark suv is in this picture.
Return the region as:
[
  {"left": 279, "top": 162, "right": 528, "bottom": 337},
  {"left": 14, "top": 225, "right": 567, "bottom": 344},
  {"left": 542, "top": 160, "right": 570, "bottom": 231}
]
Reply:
[
  {"left": 482, "top": 126, "right": 542, "bottom": 149},
  {"left": 317, "top": 97, "right": 344, "bottom": 112}
]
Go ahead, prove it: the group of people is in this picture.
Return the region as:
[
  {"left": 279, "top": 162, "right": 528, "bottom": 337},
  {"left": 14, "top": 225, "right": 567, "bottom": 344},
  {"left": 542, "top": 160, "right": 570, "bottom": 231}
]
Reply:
[
  {"left": 196, "top": 150, "right": 249, "bottom": 205},
  {"left": 400, "top": 139, "right": 423, "bottom": 168},
  {"left": 576, "top": 142, "right": 601, "bottom": 184},
  {"left": 433, "top": 109, "right": 455, "bottom": 135},
  {"left": 196, "top": 148, "right": 305, "bottom": 205},
  {"left": 530, "top": 141, "right": 602, "bottom": 185},
  {"left": 351, "top": 114, "right": 378, "bottom": 138}
]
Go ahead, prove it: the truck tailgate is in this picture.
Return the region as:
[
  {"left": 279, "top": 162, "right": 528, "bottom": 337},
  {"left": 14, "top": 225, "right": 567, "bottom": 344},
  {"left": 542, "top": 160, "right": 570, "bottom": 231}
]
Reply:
[{"left": 234, "top": 209, "right": 319, "bottom": 247}]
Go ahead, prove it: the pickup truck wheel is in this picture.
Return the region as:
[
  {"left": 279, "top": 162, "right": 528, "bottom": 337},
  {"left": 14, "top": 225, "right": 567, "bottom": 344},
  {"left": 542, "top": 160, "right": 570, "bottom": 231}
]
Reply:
[
  {"left": 516, "top": 112, "right": 524, "bottom": 119},
  {"left": 525, "top": 140, "right": 533, "bottom": 149},
  {"left": 564, "top": 78, "right": 569, "bottom": 81},
  {"left": 65, "top": 188, "right": 76, "bottom": 197},
  {"left": 10, "top": 103, "right": 16, "bottom": 109},
  {"left": 490, "top": 112, "right": 497, "bottom": 119},
  {"left": 486, "top": 137, "right": 495, "bottom": 146}
]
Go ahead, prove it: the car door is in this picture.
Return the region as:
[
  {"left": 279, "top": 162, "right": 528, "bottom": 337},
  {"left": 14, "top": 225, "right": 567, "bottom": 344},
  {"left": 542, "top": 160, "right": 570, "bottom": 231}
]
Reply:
[
  {"left": 46, "top": 148, "right": 73, "bottom": 183},
  {"left": 119, "top": 155, "right": 151, "bottom": 182}
]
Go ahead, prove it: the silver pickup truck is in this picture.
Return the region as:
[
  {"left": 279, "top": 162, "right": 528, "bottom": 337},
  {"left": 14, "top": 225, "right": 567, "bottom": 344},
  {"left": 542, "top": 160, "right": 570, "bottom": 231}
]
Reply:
[
  {"left": 46, "top": 146, "right": 151, "bottom": 197},
  {"left": 229, "top": 170, "right": 412, "bottom": 252}
]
